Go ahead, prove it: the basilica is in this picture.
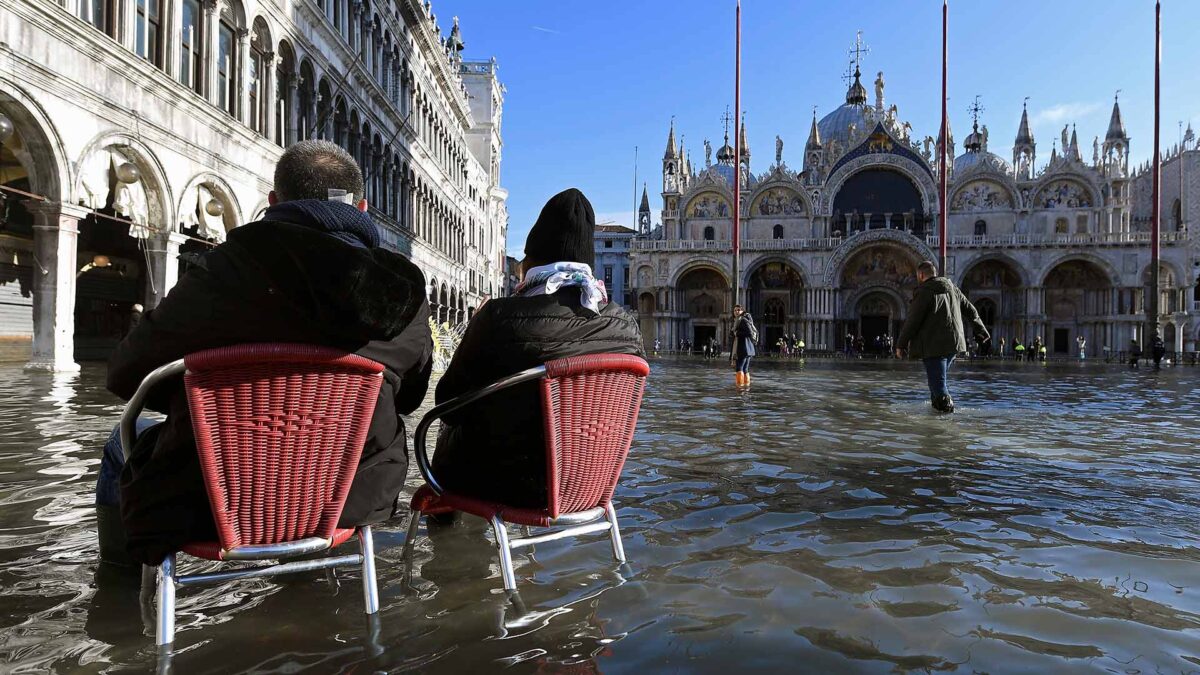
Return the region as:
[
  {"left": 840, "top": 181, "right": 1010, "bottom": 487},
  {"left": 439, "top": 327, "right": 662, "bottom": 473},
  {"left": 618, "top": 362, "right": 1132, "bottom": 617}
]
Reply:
[{"left": 630, "top": 60, "right": 1199, "bottom": 356}]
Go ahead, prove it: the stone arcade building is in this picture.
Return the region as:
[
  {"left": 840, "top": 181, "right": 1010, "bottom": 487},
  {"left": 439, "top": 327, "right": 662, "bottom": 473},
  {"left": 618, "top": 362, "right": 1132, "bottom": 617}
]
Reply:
[
  {"left": 631, "top": 62, "right": 1198, "bottom": 356},
  {"left": 0, "top": 0, "right": 507, "bottom": 369}
]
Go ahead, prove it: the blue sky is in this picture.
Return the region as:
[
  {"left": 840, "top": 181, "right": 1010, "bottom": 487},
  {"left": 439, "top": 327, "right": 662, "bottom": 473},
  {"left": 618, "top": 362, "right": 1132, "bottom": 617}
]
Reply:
[{"left": 437, "top": 1, "right": 1200, "bottom": 258}]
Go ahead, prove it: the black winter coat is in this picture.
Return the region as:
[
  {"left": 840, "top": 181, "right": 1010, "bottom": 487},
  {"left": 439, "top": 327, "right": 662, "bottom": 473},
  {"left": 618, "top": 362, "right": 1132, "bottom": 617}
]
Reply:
[
  {"left": 896, "top": 276, "right": 989, "bottom": 359},
  {"left": 432, "top": 290, "right": 644, "bottom": 508},
  {"left": 108, "top": 221, "right": 433, "bottom": 565}
]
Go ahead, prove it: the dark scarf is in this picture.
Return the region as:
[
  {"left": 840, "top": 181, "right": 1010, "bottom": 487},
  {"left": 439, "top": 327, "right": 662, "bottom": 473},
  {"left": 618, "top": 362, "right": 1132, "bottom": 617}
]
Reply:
[{"left": 262, "top": 199, "right": 380, "bottom": 249}]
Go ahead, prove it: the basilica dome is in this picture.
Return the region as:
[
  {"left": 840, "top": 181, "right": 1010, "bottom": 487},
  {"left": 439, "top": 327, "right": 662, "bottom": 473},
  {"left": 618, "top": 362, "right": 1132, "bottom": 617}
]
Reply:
[
  {"left": 954, "top": 122, "right": 1011, "bottom": 175},
  {"left": 818, "top": 102, "right": 870, "bottom": 148}
]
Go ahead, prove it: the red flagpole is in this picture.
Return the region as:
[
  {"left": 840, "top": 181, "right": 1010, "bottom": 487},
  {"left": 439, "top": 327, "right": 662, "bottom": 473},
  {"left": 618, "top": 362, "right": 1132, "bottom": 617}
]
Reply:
[
  {"left": 938, "top": 0, "right": 948, "bottom": 275},
  {"left": 1149, "top": 0, "right": 1161, "bottom": 341},
  {"left": 732, "top": 0, "right": 742, "bottom": 307}
]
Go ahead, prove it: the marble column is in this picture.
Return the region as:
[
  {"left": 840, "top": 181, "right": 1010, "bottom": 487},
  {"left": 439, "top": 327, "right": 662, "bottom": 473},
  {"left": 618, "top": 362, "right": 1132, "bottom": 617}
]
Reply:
[
  {"left": 26, "top": 202, "right": 87, "bottom": 372},
  {"left": 143, "top": 232, "right": 189, "bottom": 310},
  {"left": 262, "top": 50, "right": 277, "bottom": 140},
  {"left": 285, "top": 75, "right": 300, "bottom": 146},
  {"left": 202, "top": 0, "right": 220, "bottom": 104}
]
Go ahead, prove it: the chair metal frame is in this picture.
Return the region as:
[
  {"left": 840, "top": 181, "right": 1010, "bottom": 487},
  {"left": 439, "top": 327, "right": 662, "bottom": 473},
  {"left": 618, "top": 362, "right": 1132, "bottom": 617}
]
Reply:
[
  {"left": 119, "top": 349, "right": 381, "bottom": 647},
  {"left": 405, "top": 355, "right": 647, "bottom": 591}
]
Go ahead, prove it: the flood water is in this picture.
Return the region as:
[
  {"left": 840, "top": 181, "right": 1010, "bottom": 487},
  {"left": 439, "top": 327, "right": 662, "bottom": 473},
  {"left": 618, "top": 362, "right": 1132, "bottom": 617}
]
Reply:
[{"left": 1, "top": 358, "right": 1198, "bottom": 673}]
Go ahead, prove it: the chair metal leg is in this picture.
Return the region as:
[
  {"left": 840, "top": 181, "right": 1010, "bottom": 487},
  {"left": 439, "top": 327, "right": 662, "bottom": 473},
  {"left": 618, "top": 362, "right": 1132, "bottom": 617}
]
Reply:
[
  {"left": 603, "top": 502, "right": 626, "bottom": 563},
  {"left": 358, "top": 526, "right": 379, "bottom": 615},
  {"left": 489, "top": 515, "right": 517, "bottom": 591},
  {"left": 156, "top": 554, "right": 177, "bottom": 646},
  {"left": 404, "top": 510, "right": 421, "bottom": 550}
]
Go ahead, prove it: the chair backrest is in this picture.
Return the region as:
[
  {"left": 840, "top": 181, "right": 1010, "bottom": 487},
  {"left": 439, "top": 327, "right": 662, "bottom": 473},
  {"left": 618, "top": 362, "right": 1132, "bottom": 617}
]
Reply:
[
  {"left": 183, "top": 343, "right": 384, "bottom": 550},
  {"left": 540, "top": 354, "right": 650, "bottom": 519}
]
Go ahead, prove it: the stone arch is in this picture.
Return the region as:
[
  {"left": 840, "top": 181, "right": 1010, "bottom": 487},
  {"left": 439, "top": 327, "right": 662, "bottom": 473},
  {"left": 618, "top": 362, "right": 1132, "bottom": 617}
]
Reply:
[
  {"left": 1032, "top": 174, "right": 1100, "bottom": 209},
  {"left": 949, "top": 178, "right": 1017, "bottom": 212},
  {"left": 73, "top": 131, "right": 174, "bottom": 230},
  {"left": 843, "top": 285, "right": 908, "bottom": 321},
  {"left": 742, "top": 254, "right": 808, "bottom": 289},
  {"left": 669, "top": 257, "right": 731, "bottom": 287},
  {"left": 175, "top": 172, "right": 243, "bottom": 240},
  {"left": 0, "top": 77, "right": 71, "bottom": 202},
  {"left": 1035, "top": 252, "right": 1119, "bottom": 287},
  {"left": 957, "top": 251, "right": 1030, "bottom": 288},
  {"left": 822, "top": 154, "right": 936, "bottom": 217},
  {"left": 823, "top": 229, "right": 935, "bottom": 287},
  {"left": 636, "top": 264, "right": 655, "bottom": 289}
]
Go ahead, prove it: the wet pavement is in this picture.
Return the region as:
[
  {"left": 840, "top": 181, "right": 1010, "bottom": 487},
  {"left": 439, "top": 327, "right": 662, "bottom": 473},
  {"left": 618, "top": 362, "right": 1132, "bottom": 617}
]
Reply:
[{"left": 0, "top": 358, "right": 1197, "bottom": 673}]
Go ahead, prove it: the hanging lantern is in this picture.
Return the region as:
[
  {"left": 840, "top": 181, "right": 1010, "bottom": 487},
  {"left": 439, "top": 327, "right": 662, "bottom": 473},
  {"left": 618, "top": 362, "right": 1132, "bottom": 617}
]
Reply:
[
  {"left": 115, "top": 162, "right": 141, "bottom": 184},
  {"left": 205, "top": 198, "right": 224, "bottom": 217},
  {"left": 0, "top": 113, "right": 13, "bottom": 144}
]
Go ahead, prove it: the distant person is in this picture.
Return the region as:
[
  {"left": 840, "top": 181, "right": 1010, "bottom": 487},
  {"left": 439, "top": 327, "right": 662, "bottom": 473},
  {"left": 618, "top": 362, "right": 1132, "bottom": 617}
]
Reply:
[
  {"left": 102, "top": 140, "right": 434, "bottom": 566},
  {"left": 432, "top": 188, "right": 643, "bottom": 508},
  {"left": 653, "top": 337, "right": 661, "bottom": 355},
  {"left": 1076, "top": 334, "right": 1087, "bottom": 360},
  {"left": 998, "top": 336, "right": 1006, "bottom": 359},
  {"left": 1028, "top": 337, "right": 1041, "bottom": 362},
  {"left": 895, "top": 261, "right": 989, "bottom": 413},
  {"left": 126, "top": 303, "right": 143, "bottom": 336},
  {"left": 1039, "top": 342, "right": 1047, "bottom": 362},
  {"left": 1013, "top": 337, "right": 1024, "bottom": 360},
  {"left": 1151, "top": 331, "right": 1166, "bottom": 368},
  {"left": 1129, "top": 338, "right": 1142, "bottom": 368},
  {"left": 796, "top": 337, "right": 806, "bottom": 358},
  {"left": 731, "top": 304, "right": 757, "bottom": 386}
]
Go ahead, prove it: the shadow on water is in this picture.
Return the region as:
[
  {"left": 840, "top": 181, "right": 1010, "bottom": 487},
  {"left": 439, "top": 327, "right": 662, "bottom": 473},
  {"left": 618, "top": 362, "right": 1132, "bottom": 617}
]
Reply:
[{"left": 0, "top": 359, "right": 1198, "bottom": 673}]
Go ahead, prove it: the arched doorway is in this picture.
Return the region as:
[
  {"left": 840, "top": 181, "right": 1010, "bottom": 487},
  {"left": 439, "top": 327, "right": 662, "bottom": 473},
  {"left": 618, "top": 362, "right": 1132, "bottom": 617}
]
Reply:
[
  {"left": 637, "top": 291, "right": 655, "bottom": 351},
  {"left": 1043, "top": 259, "right": 1113, "bottom": 355},
  {"left": 677, "top": 266, "right": 728, "bottom": 351},
  {"left": 746, "top": 260, "right": 804, "bottom": 351},
  {"left": 832, "top": 168, "right": 926, "bottom": 235},
  {"left": 838, "top": 244, "right": 920, "bottom": 347},
  {"left": 960, "top": 258, "right": 1024, "bottom": 350}
]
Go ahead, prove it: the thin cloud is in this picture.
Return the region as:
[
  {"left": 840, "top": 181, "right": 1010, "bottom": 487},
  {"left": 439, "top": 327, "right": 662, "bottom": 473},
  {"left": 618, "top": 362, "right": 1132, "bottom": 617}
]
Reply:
[
  {"left": 531, "top": 25, "right": 560, "bottom": 34},
  {"left": 1031, "top": 102, "right": 1103, "bottom": 126}
]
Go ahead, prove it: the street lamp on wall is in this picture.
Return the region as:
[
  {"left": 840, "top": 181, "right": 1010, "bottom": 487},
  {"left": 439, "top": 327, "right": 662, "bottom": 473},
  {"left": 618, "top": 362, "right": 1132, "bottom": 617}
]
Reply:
[
  {"left": 116, "top": 162, "right": 141, "bottom": 184},
  {"left": 0, "top": 113, "right": 13, "bottom": 144},
  {"left": 205, "top": 198, "right": 224, "bottom": 217}
]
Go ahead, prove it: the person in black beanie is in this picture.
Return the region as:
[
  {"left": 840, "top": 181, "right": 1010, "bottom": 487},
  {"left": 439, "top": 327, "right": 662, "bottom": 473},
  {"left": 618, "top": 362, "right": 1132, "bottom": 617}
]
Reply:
[
  {"left": 98, "top": 140, "right": 433, "bottom": 567},
  {"left": 432, "top": 188, "right": 644, "bottom": 508}
]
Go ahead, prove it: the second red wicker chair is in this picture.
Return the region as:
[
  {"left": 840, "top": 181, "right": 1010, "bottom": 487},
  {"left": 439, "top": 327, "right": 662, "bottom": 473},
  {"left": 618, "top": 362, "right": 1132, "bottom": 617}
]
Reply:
[{"left": 404, "top": 354, "right": 650, "bottom": 591}]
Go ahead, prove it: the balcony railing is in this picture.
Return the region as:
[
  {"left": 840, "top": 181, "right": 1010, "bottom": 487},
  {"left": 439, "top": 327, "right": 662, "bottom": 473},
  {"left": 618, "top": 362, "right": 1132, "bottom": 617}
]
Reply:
[{"left": 630, "top": 230, "right": 1187, "bottom": 253}]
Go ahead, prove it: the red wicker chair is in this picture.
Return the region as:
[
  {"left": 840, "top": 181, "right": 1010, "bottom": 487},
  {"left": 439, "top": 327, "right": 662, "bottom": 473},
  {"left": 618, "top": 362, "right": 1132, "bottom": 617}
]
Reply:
[
  {"left": 119, "top": 344, "right": 385, "bottom": 646},
  {"left": 405, "top": 354, "right": 650, "bottom": 591}
]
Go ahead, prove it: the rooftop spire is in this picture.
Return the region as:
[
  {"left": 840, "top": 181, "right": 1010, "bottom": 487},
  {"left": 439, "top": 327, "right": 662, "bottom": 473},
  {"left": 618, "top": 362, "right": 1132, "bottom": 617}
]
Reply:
[
  {"left": 739, "top": 113, "right": 749, "bottom": 159},
  {"left": 843, "top": 32, "right": 870, "bottom": 105},
  {"left": 639, "top": 183, "right": 650, "bottom": 212},
  {"left": 1106, "top": 92, "right": 1128, "bottom": 142},
  {"left": 1015, "top": 97, "right": 1034, "bottom": 145},
  {"left": 806, "top": 107, "right": 822, "bottom": 149},
  {"left": 664, "top": 117, "right": 678, "bottom": 160}
]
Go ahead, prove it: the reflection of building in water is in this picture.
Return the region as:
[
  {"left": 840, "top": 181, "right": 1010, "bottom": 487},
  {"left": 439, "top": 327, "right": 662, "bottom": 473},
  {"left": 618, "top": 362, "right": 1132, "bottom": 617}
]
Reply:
[
  {"left": 630, "top": 41, "right": 1199, "bottom": 355},
  {"left": 0, "top": 0, "right": 506, "bottom": 369}
]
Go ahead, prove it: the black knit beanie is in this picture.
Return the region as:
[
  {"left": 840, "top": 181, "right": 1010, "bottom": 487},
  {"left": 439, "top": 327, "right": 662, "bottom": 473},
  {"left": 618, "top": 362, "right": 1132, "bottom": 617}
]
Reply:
[{"left": 523, "top": 188, "right": 595, "bottom": 268}]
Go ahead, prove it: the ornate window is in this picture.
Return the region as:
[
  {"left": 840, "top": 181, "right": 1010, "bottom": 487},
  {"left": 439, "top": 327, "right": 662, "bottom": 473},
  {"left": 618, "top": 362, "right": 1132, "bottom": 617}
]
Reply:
[
  {"left": 772, "top": 224, "right": 784, "bottom": 239},
  {"left": 703, "top": 226, "right": 715, "bottom": 241},
  {"left": 180, "top": 0, "right": 203, "bottom": 94},
  {"left": 764, "top": 298, "right": 786, "bottom": 324},
  {"left": 1055, "top": 217, "right": 1069, "bottom": 234},
  {"left": 216, "top": 16, "right": 237, "bottom": 116},
  {"left": 974, "top": 219, "right": 986, "bottom": 235},
  {"left": 135, "top": 0, "right": 164, "bottom": 67}
]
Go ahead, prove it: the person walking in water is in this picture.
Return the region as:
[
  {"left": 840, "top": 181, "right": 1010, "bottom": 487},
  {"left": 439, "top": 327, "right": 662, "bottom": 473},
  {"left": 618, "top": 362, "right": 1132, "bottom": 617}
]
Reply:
[
  {"left": 1076, "top": 334, "right": 1087, "bottom": 360},
  {"left": 1151, "top": 331, "right": 1166, "bottom": 368},
  {"left": 731, "top": 304, "right": 757, "bottom": 386},
  {"left": 895, "top": 261, "right": 989, "bottom": 413}
]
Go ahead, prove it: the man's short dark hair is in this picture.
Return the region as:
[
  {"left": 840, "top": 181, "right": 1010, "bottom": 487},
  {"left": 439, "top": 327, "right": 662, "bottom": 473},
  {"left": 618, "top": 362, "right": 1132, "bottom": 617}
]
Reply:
[
  {"left": 917, "top": 261, "right": 937, "bottom": 277},
  {"left": 273, "top": 140, "right": 365, "bottom": 203}
]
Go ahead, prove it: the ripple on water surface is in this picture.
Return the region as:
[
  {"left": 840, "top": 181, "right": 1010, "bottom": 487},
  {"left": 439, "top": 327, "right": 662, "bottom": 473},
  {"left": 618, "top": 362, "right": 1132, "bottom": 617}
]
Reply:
[{"left": 0, "top": 359, "right": 1198, "bottom": 673}]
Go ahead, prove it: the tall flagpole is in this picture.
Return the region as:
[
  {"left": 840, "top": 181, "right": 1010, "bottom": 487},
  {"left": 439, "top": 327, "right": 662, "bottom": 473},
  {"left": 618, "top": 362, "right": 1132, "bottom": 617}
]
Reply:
[
  {"left": 732, "top": 0, "right": 742, "bottom": 309},
  {"left": 938, "top": 0, "right": 948, "bottom": 275},
  {"left": 632, "top": 145, "right": 639, "bottom": 231},
  {"left": 1148, "top": 0, "right": 1161, "bottom": 343}
]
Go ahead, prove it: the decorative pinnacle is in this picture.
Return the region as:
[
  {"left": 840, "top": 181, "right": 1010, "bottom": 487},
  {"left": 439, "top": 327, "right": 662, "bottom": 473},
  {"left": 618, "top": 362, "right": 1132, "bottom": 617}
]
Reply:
[
  {"left": 968, "top": 95, "right": 985, "bottom": 131},
  {"left": 849, "top": 30, "right": 869, "bottom": 74},
  {"left": 721, "top": 106, "right": 734, "bottom": 138}
]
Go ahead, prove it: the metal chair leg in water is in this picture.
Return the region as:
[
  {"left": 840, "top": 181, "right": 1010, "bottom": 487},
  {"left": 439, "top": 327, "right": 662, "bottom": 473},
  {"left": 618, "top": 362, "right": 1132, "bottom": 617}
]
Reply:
[
  {"left": 157, "top": 554, "right": 177, "bottom": 646},
  {"left": 358, "top": 526, "right": 379, "bottom": 615},
  {"left": 489, "top": 516, "right": 517, "bottom": 591},
  {"left": 604, "top": 502, "right": 626, "bottom": 563}
]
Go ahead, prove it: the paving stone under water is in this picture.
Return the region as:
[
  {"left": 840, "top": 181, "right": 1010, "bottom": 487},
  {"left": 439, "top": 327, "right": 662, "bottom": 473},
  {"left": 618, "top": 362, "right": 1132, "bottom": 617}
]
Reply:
[{"left": 0, "top": 358, "right": 1197, "bottom": 673}]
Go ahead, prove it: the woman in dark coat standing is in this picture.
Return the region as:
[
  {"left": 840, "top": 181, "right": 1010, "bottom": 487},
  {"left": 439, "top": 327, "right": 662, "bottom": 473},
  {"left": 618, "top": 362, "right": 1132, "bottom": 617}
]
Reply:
[{"left": 731, "top": 304, "right": 757, "bottom": 386}]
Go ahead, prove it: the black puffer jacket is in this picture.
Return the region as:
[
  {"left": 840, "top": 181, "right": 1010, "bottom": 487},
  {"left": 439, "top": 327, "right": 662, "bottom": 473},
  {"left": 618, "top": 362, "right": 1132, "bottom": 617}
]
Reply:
[
  {"left": 108, "top": 218, "right": 433, "bottom": 565},
  {"left": 896, "top": 276, "right": 989, "bottom": 359},
  {"left": 432, "top": 290, "right": 644, "bottom": 508}
]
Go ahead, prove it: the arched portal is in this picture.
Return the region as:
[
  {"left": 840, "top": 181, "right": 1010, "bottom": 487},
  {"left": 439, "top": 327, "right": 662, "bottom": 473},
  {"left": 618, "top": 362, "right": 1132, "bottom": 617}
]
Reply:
[
  {"left": 746, "top": 260, "right": 804, "bottom": 351},
  {"left": 676, "top": 266, "right": 728, "bottom": 352},
  {"left": 832, "top": 168, "right": 926, "bottom": 235},
  {"left": 837, "top": 243, "right": 921, "bottom": 348},
  {"left": 854, "top": 291, "right": 903, "bottom": 352},
  {"left": 1043, "top": 259, "right": 1113, "bottom": 355},
  {"left": 960, "top": 257, "right": 1024, "bottom": 351}
]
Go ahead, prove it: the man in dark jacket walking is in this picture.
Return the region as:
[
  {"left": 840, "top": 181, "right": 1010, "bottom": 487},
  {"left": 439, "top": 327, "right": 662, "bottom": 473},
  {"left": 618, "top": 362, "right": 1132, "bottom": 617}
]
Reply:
[
  {"left": 102, "top": 141, "right": 433, "bottom": 565},
  {"left": 895, "top": 261, "right": 989, "bottom": 413},
  {"left": 432, "top": 188, "right": 643, "bottom": 509}
]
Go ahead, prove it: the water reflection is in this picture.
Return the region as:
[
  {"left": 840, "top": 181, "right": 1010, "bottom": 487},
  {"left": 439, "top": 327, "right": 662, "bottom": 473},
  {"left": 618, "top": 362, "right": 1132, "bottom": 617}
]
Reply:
[{"left": 0, "top": 360, "right": 1198, "bottom": 672}]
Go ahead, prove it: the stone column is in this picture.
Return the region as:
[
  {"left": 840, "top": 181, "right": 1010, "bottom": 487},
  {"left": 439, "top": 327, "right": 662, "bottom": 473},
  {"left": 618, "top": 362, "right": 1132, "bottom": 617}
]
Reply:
[
  {"left": 143, "top": 232, "right": 189, "bottom": 310},
  {"left": 262, "top": 50, "right": 277, "bottom": 140},
  {"left": 286, "top": 74, "right": 300, "bottom": 146},
  {"left": 202, "top": 0, "right": 220, "bottom": 104},
  {"left": 26, "top": 203, "right": 87, "bottom": 372},
  {"left": 237, "top": 28, "right": 252, "bottom": 124}
]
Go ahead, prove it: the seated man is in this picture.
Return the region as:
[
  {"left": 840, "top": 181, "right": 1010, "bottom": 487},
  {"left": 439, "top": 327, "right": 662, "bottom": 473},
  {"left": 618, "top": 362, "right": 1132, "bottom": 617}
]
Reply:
[
  {"left": 432, "top": 188, "right": 643, "bottom": 508},
  {"left": 102, "top": 140, "right": 433, "bottom": 566}
]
